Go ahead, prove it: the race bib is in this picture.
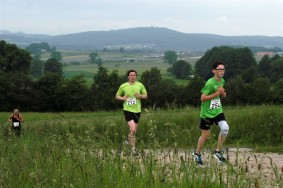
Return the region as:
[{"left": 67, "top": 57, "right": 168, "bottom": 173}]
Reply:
[
  {"left": 126, "top": 97, "right": 137, "bottom": 106},
  {"left": 13, "top": 122, "right": 20, "bottom": 127},
  {"left": 210, "top": 98, "right": 221, "bottom": 109}
]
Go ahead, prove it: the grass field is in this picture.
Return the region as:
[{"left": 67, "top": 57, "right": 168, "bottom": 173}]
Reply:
[{"left": 0, "top": 105, "right": 282, "bottom": 187}]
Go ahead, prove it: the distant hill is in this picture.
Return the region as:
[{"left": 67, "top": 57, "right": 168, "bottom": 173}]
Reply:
[{"left": 1, "top": 27, "right": 283, "bottom": 51}]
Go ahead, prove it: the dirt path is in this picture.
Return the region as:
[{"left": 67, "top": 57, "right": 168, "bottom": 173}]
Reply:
[
  {"left": 137, "top": 148, "right": 283, "bottom": 187},
  {"left": 226, "top": 148, "right": 283, "bottom": 187}
]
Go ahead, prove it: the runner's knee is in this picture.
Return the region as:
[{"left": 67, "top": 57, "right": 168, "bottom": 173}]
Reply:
[{"left": 218, "top": 120, "right": 229, "bottom": 136}]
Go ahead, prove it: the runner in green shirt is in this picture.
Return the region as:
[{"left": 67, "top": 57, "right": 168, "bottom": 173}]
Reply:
[
  {"left": 116, "top": 70, "right": 148, "bottom": 154},
  {"left": 193, "top": 61, "right": 229, "bottom": 165}
]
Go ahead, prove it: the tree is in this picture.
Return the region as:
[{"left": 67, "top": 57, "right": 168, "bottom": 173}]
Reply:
[
  {"left": 44, "top": 58, "right": 63, "bottom": 77},
  {"left": 140, "top": 67, "right": 162, "bottom": 107},
  {"left": 119, "top": 47, "right": 125, "bottom": 52},
  {"left": 269, "top": 57, "right": 283, "bottom": 83},
  {"left": 195, "top": 46, "right": 256, "bottom": 80},
  {"left": 50, "top": 51, "right": 62, "bottom": 62},
  {"left": 5, "top": 73, "right": 34, "bottom": 111},
  {"left": 0, "top": 72, "right": 35, "bottom": 111},
  {"left": 0, "top": 40, "right": 32, "bottom": 74},
  {"left": 54, "top": 75, "right": 93, "bottom": 111},
  {"left": 273, "top": 78, "right": 283, "bottom": 103},
  {"left": 185, "top": 76, "right": 205, "bottom": 106},
  {"left": 30, "top": 59, "right": 44, "bottom": 78},
  {"left": 89, "top": 52, "right": 103, "bottom": 66},
  {"left": 140, "top": 67, "right": 181, "bottom": 108},
  {"left": 0, "top": 71, "right": 10, "bottom": 110},
  {"left": 225, "top": 76, "right": 246, "bottom": 105},
  {"left": 258, "top": 54, "right": 281, "bottom": 83},
  {"left": 141, "top": 67, "right": 162, "bottom": 87},
  {"left": 172, "top": 60, "right": 192, "bottom": 79},
  {"left": 33, "top": 73, "right": 62, "bottom": 111},
  {"left": 0, "top": 40, "right": 33, "bottom": 111},
  {"left": 96, "top": 57, "right": 103, "bottom": 66},
  {"left": 92, "top": 66, "right": 121, "bottom": 110},
  {"left": 25, "top": 42, "right": 51, "bottom": 58},
  {"left": 258, "top": 55, "right": 271, "bottom": 78},
  {"left": 152, "top": 79, "right": 179, "bottom": 108},
  {"left": 163, "top": 51, "right": 177, "bottom": 65},
  {"left": 241, "top": 66, "right": 259, "bottom": 83},
  {"left": 245, "top": 77, "right": 271, "bottom": 104}
]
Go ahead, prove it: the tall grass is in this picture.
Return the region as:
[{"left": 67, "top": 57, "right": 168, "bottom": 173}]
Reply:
[{"left": 0, "top": 105, "right": 282, "bottom": 187}]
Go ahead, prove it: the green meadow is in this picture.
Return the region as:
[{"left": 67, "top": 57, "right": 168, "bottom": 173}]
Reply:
[{"left": 0, "top": 105, "right": 282, "bottom": 187}]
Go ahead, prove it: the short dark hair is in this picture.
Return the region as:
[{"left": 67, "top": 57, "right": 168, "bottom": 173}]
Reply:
[
  {"left": 127, "top": 70, "right": 137, "bottom": 76},
  {"left": 212, "top": 61, "right": 224, "bottom": 69}
]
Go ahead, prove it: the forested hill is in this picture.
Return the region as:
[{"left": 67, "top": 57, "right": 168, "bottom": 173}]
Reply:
[{"left": 1, "top": 27, "right": 283, "bottom": 50}]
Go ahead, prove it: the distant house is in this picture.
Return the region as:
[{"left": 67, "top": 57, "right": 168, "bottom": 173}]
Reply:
[{"left": 256, "top": 52, "right": 274, "bottom": 56}]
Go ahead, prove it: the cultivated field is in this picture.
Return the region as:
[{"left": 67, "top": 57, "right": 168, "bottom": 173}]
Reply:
[{"left": 42, "top": 50, "right": 200, "bottom": 85}]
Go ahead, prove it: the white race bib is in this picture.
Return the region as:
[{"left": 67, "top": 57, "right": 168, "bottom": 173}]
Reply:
[
  {"left": 13, "top": 122, "right": 20, "bottom": 127},
  {"left": 126, "top": 97, "right": 137, "bottom": 106},
  {"left": 210, "top": 98, "right": 221, "bottom": 109}
]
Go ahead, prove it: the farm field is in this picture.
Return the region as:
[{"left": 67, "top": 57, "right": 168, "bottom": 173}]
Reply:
[
  {"left": 41, "top": 49, "right": 268, "bottom": 87},
  {"left": 42, "top": 49, "right": 266, "bottom": 86},
  {"left": 0, "top": 105, "right": 282, "bottom": 187},
  {"left": 42, "top": 50, "right": 200, "bottom": 85}
]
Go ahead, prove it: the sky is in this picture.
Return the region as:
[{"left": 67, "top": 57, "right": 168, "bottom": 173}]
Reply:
[{"left": 1, "top": 0, "right": 283, "bottom": 36}]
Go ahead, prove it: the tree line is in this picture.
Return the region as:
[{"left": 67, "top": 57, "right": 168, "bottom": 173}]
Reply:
[{"left": 1, "top": 40, "right": 283, "bottom": 112}]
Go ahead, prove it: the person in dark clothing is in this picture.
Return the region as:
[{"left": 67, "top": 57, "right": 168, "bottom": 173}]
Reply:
[{"left": 8, "top": 109, "right": 24, "bottom": 136}]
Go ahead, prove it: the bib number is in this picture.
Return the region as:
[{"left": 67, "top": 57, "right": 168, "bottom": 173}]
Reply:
[
  {"left": 210, "top": 99, "right": 221, "bottom": 109},
  {"left": 126, "top": 97, "right": 137, "bottom": 106},
  {"left": 13, "top": 122, "right": 20, "bottom": 127}
]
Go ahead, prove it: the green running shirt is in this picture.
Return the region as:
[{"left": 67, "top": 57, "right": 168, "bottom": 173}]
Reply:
[
  {"left": 116, "top": 81, "right": 147, "bottom": 113},
  {"left": 200, "top": 77, "right": 225, "bottom": 118}
]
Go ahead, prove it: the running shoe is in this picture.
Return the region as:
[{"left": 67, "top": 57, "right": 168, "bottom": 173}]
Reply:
[
  {"left": 213, "top": 151, "right": 227, "bottom": 163},
  {"left": 193, "top": 152, "right": 203, "bottom": 165}
]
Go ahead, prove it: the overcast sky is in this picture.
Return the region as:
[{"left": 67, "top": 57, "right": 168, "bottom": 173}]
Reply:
[{"left": 1, "top": 0, "right": 283, "bottom": 36}]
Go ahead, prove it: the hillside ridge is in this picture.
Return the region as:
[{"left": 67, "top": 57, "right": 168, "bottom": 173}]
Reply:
[{"left": 1, "top": 27, "right": 283, "bottom": 50}]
